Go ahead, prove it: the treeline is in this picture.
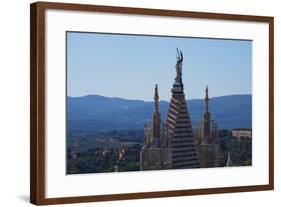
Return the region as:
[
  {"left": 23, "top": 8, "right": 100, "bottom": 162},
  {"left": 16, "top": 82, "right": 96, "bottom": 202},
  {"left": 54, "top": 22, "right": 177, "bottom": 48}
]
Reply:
[
  {"left": 67, "top": 129, "right": 252, "bottom": 174},
  {"left": 93, "top": 130, "right": 143, "bottom": 143},
  {"left": 67, "top": 144, "right": 142, "bottom": 174}
]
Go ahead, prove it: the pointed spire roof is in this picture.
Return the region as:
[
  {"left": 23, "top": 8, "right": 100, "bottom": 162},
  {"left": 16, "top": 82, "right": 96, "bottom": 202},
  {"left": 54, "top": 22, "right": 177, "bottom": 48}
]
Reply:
[{"left": 165, "top": 49, "right": 199, "bottom": 169}]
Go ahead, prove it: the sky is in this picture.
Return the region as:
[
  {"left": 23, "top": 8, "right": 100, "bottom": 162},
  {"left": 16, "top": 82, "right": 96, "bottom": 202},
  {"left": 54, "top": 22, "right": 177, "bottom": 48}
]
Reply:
[{"left": 67, "top": 32, "right": 252, "bottom": 101}]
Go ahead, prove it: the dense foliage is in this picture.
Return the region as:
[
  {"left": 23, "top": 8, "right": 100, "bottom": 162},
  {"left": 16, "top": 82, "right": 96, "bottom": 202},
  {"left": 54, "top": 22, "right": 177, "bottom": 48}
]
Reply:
[
  {"left": 219, "top": 135, "right": 252, "bottom": 166},
  {"left": 67, "top": 144, "right": 142, "bottom": 174},
  {"left": 67, "top": 129, "right": 252, "bottom": 174}
]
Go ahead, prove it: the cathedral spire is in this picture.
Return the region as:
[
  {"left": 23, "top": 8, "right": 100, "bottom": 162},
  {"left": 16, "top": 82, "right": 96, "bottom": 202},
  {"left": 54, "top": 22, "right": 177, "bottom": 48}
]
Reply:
[
  {"left": 203, "top": 86, "right": 211, "bottom": 141},
  {"left": 152, "top": 84, "right": 161, "bottom": 139},
  {"left": 166, "top": 49, "right": 200, "bottom": 169}
]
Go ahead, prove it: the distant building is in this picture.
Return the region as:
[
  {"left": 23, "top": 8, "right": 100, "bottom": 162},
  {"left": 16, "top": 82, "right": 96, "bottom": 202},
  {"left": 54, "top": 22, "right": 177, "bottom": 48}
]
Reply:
[
  {"left": 195, "top": 87, "right": 221, "bottom": 168},
  {"left": 232, "top": 128, "right": 252, "bottom": 138},
  {"left": 140, "top": 49, "right": 199, "bottom": 170}
]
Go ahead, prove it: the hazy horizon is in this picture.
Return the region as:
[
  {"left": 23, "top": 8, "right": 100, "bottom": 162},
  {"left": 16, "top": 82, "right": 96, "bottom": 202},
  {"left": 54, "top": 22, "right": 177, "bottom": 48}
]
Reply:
[{"left": 67, "top": 92, "right": 252, "bottom": 102}]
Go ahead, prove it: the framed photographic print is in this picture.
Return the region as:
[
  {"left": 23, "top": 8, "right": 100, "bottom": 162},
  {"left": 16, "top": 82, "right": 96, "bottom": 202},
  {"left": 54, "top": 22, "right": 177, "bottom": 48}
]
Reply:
[{"left": 30, "top": 1, "right": 274, "bottom": 205}]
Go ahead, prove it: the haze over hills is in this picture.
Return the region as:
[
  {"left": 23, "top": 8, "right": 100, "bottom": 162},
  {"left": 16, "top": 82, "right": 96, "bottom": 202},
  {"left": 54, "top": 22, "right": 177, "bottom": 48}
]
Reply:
[{"left": 67, "top": 94, "right": 251, "bottom": 134}]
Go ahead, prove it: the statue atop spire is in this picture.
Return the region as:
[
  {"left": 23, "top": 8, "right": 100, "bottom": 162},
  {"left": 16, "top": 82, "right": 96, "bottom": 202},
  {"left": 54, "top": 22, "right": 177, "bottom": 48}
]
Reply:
[
  {"left": 172, "top": 48, "right": 184, "bottom": 94},
  {"left": 175, "top": 48, "right": 183, "bottom": 84}
]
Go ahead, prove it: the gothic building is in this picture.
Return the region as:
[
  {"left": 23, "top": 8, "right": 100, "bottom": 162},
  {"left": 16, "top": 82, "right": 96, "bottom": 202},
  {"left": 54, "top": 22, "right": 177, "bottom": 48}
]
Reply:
[
  {"left": 140, "top": 49, "right": 199, "bottom": 170},
  {"left": 195, "top": 86, "right": 221, "bottom": 168}
]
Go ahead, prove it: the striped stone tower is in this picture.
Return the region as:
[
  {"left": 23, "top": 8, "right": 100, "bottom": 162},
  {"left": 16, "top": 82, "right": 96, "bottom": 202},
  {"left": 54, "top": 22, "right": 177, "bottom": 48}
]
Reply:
[{"left": 165, "top": 48, "right": 200, "bottom": 169}]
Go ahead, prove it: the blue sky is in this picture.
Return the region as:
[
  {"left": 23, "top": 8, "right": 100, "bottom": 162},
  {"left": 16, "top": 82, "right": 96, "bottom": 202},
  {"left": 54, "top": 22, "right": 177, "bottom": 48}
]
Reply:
[{"left": 67, "top": 32, "right": 252, "bottom": 101}]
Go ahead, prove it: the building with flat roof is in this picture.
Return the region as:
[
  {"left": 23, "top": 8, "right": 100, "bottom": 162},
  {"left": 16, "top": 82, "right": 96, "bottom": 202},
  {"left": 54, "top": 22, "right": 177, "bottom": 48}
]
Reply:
[{"left": 232, "top": 128, "right": 252, "bottom": 138}]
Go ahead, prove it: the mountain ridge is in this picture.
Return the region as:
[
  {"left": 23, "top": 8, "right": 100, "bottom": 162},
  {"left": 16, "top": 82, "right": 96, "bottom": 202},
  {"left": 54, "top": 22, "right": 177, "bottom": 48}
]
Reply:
[
  {"left": 68, "top": 93, "right": 250, "bottom": 102},
  {"left": 67, "top": 94, "right": 252, "bottom": 133}
]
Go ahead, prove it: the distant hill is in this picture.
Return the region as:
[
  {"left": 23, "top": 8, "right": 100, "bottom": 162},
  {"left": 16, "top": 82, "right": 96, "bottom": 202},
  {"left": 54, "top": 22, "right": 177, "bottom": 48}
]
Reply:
[{"left": 67, "top": 94, "right": 252, "bottom": 134}]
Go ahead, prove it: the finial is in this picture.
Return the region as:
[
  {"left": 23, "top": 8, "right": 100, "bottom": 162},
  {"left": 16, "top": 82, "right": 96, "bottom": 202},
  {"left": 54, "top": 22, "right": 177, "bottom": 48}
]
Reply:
[
  {"left": 205, "top": 86, "right": 209, "bottom": 113},
  {"left": 205, "top": 86, "right": 209, "bottom": 101},
  {"left": 154, "top": 84, "right": 159, "bottom": 101}
]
